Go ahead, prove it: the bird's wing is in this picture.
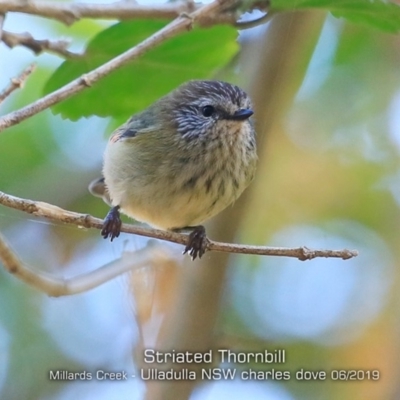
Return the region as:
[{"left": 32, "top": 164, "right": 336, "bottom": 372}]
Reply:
[{"left": 109, "top": 109, "right": 160, "bottom": 143}]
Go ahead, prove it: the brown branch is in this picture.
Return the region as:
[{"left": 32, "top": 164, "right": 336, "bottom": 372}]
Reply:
[
  {"left": 0, "top": 7, "right": 267, "bottom": 58},
  {"left": 0, "top": 191, "right": 358, "bottom": 261},
  {"left": 0, "top": 232, "right": 173, "bottom": 296},
  {"left": 2, "top": 31, "right": 81, "bottom": 58},
  {"left": 0, "top": 0, "right": 196, "bottom": 25},
  {"left": 0, "top": 63, "right": 36, "bottom": 104},
  {"left": 0, "top": 0, "right": 238, "bottom": 133},
  {"left": 0, "top": 0, "right": 266, "bottom": 27}
]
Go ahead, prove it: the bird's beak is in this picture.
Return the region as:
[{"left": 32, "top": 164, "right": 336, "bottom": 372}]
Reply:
[{"left": 231, "top": 109, "right": 254, "bottom": 121}]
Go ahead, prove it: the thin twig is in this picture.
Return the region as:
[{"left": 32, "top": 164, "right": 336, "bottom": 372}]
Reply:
[
  {"left": 0, "top": 0, "right": 244, "bottom": 27},
  {"left": 0, "top": 64, "right": 36, "bottom": 104},
  {"left": 0, "top": 232, "right": 173, "bottom": 296},
  {"left": 0, "top": 7, "right": 271, "bottom": 59},
  {"left": 0, "top": 0, "right": 240, "bottom": 27},
  {"left": 0, "top": 0, "right": 237, "bottom": 133},
  {"left": 0, "top": 0, "right": 195, "bottom": 25},
  {"left": 2, "top": 31, "right": 81, "bottom": 58},
  {"left": 0, "top": 191, "right": 358, "bottom": 260}
]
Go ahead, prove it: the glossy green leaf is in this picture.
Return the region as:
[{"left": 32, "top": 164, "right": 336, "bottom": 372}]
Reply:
[{"left": 43, "top": 20, "right": 238, "bottom": 120}]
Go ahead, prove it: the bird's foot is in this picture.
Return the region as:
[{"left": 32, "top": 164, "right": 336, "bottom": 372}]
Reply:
[
  {"left": 182, "top": 225, "right": 208, "bottom": 260},
  {"left": 101, "top": 206, "right": 121, "bottom": 241}
]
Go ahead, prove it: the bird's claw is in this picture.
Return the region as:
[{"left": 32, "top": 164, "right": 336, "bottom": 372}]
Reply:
[
  {"left": 101, "top": 206, "right": 121, "bottom": 241},
  {"left": 183, "top": 225, "right": 207, "bottom": 260}
]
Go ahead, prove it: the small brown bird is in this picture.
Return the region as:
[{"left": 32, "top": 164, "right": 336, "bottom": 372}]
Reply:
[{"left": 89, "top": 80, "right": 257, "bottom": 259}]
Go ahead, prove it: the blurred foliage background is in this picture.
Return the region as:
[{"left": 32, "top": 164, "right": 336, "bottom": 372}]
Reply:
[{"left": 0, "top": 0, "right": 400, "bottom": 399}]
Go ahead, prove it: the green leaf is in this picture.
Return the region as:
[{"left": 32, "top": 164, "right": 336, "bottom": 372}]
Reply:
[
  {"left": 271, "top": 0, "right": 400, "bottom": 33},
  {"left": 43, "top": 20, "right": 238, "bottom": 120}
]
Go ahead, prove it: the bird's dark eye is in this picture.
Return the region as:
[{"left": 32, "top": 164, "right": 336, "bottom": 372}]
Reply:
[{"left": 201, "top": 105, "right": 215, "bottom": 117}]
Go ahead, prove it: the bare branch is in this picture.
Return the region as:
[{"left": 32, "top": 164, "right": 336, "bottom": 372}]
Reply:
[
  {"left": 0, "top": 232, "right": 174, "bottom": 296},
  {"left": 0, "top": 0, "right": 238, "bottom": 133},
  {"left": 0, "top": 0, "right": 195, "bottom": 26},
  {"left": 0, "top": 191, "right": 358, "bottom": 260},
  {"left": 0, "top": 0, "right": 240, "bottom": 27},
  {"left": 0, "top": 63, "right": 36, "bottom": 104},
  {"left": 0, "top": 0, "right": 270, "bottom": 28},
  {"left": 2, "top": 31, "right": 81, "bottom": 58}
]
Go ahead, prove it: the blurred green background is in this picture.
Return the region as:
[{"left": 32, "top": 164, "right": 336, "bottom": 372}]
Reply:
[{"left": 0, "top": 1, "right": 400, "bottom": 399}]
